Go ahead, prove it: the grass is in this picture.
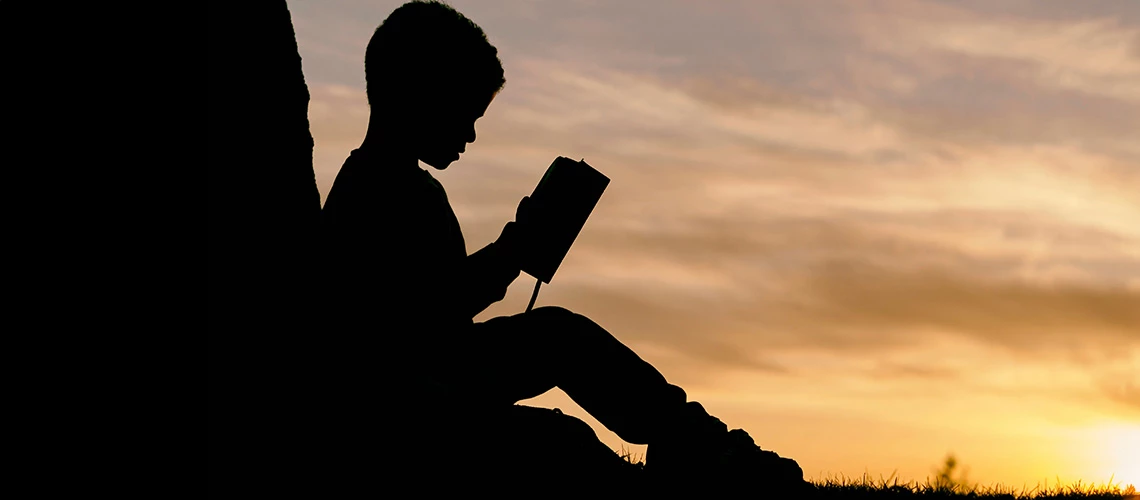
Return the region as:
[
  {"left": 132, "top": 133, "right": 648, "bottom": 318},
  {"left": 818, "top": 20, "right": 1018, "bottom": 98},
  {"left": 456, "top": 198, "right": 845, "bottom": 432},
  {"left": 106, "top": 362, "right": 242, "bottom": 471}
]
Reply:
[
  {"left": 614, "top": 448, "right": 1138, "bottom": 499},
  {"left": 809, "top": 472, "right": 1137, "bottom": 499}
]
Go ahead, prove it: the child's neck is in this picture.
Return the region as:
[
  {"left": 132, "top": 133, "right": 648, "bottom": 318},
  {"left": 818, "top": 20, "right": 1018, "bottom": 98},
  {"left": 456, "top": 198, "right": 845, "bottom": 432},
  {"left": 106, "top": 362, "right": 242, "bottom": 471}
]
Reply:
[{"left": 358, "top": 130, "right": 418, "bottom": 170}]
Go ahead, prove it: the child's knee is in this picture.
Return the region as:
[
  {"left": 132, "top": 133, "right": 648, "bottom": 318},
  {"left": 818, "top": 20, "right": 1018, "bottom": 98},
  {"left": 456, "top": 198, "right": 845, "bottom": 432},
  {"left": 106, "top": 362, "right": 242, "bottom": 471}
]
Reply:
[
  {"left": 527, "top": 305, "right": 575, "bottom": 321},
  {"left": 527, "top": 306, "right": 605, "bottom": 344}
]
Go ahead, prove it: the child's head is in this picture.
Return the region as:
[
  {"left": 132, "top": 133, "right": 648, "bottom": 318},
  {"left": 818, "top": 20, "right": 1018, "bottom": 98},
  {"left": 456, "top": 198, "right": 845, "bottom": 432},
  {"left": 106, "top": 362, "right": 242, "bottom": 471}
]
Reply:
[{"left": 365, "top": 1, "right": 505, "bottom": 169}]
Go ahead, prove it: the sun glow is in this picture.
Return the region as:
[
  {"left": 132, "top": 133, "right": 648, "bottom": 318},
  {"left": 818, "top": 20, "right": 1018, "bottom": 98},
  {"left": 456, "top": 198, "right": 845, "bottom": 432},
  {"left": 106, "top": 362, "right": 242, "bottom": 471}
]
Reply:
[{"left": 1090, "top": 424, "right": 1140, "bottom": 489}]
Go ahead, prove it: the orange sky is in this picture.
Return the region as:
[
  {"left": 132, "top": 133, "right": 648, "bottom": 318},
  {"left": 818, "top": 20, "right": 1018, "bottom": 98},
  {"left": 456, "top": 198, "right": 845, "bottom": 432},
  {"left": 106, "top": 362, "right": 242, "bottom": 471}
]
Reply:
[{"left": 288, "top": 0, "right": 1139, "bottom": 487}]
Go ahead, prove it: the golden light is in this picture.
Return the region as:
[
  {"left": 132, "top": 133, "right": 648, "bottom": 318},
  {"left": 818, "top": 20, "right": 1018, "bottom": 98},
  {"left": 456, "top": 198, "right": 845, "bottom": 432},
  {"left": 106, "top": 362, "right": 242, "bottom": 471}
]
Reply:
[{"left": 1095, "top": 424, "right": 1140, "bottom": 489}]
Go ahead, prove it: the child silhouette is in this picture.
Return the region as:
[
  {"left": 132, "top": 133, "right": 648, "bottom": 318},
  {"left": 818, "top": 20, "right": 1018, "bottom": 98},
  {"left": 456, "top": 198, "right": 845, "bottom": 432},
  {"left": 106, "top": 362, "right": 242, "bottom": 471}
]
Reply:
[{"left": 319, "top": 0, "right": 806, "bottom": 490}]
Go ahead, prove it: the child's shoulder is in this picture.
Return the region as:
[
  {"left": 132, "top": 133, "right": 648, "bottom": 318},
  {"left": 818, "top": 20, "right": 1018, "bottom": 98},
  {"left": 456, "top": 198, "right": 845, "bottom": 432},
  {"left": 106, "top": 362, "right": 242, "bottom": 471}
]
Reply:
[{"left": 325, "top": 153, "right": 437, "bottom": 212}]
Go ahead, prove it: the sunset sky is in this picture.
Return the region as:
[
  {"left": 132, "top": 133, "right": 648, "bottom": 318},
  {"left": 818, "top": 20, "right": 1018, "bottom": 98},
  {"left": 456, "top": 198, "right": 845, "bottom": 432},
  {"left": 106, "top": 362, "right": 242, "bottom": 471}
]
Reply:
[{"left": 287, "top": 0, "right": 1139, "bottom": 487}]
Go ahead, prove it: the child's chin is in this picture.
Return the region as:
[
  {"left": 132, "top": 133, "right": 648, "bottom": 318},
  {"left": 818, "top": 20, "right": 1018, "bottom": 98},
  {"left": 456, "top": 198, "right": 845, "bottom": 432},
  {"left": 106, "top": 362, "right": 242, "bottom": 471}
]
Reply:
[{"left": 421, "top": 156, "right": 455, "bottom": 170}]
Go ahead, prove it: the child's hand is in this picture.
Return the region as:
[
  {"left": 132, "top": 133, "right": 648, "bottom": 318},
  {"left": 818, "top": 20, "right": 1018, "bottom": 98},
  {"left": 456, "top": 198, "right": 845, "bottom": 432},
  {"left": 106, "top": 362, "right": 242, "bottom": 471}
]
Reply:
[
  {"left": 496, "top": 222, "right": 524, "bottom": 266},
  {"left": 497, "top": 196, "right": 534, "bottom": 265},
  {"left": 515, "top": 195, "right": 533, "bottom": 226}
]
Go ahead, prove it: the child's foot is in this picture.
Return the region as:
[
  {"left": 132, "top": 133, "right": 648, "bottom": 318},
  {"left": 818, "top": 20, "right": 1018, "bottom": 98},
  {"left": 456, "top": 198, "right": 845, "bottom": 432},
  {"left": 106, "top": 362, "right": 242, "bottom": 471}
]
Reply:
[
  {"left": 645, "top": 402, "right": 811, "bottom": 493},
  {"left": 720, "top": 428, "right": 811, "bottom": 493}
]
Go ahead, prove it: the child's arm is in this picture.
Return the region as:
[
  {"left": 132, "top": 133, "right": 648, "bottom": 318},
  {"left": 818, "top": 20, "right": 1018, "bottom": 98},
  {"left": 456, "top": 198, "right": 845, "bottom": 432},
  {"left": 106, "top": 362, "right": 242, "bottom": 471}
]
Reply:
[
  {"left": 456, "top": 238, "right": 521, "bottom": 318},
  {"left": 364, "top": 197, "right": 529, "bottom": 321},
  {"left": 448, "top": 197, "right": 533, "bottom": 318}
]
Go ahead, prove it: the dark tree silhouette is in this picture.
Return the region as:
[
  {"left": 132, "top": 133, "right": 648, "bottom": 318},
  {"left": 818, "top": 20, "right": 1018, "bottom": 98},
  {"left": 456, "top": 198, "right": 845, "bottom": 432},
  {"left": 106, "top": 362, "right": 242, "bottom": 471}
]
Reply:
[{"left": 207, "top": 1, "right": 321, "bottom": 497}]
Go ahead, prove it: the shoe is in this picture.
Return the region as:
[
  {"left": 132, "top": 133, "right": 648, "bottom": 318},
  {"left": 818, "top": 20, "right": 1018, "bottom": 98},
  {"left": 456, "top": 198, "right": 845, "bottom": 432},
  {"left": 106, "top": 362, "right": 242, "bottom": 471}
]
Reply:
[
  {"left": 644, "top": 402, "right": 725, "bottom": 473},
  {"left": 645, "top": 402, "right": 813, "bottom": 495},
  {"left": 720, "top": 428, "right": 813, "bottom": 495}
]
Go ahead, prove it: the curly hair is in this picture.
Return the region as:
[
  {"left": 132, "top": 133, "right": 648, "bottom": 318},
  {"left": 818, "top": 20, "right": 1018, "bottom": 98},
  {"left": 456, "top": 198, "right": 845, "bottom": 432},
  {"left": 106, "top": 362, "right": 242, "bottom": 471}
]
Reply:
[{"left": 365, "top": 1, "right": 505, "bottom": 106}]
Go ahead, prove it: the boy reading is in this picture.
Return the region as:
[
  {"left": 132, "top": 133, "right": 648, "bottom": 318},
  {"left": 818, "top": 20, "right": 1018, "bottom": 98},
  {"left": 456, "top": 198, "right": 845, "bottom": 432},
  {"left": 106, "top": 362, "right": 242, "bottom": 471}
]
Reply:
[{"left": 319, "top": 0, "right": 804, "bottom": 488}]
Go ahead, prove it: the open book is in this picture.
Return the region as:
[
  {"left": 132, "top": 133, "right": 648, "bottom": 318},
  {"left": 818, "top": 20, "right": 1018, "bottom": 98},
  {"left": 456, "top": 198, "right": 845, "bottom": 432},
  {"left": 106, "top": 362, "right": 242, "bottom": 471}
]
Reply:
[{"left": 519, "top": 156, "right": 609, "bottom": 284}]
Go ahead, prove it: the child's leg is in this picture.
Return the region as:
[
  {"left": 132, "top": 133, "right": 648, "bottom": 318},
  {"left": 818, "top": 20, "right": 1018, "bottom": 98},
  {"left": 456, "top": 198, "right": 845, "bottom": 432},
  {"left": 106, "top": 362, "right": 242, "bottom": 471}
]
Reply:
[
  {"left": 451, "top": 307, "right": 809, "bottom": 490},
  {"left": 453, "top": 306, "right": 688, "bottom": 445}
]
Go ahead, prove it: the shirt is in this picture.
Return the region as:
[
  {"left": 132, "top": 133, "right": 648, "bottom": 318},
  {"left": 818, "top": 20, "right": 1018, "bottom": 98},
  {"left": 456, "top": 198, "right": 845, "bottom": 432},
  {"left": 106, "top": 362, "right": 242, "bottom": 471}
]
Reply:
[{"left": 320, "top": 148, "right": 517, "bottom": 357}]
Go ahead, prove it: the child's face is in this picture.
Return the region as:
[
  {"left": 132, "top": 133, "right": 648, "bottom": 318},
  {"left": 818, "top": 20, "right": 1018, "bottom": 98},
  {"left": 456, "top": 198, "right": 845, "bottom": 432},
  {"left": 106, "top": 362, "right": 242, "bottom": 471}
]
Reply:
[{"left": 416, "top": 90, "right": 496, "bottom": 170}]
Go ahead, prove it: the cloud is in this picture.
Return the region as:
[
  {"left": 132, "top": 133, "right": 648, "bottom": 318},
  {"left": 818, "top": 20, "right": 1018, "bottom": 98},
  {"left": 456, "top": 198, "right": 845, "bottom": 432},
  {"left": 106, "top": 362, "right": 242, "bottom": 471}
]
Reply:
[
  {"left": 543, "top": 250, "right": 1140, "bottom": 353},
  {"left": 865, "top": 362, "right": 960, "bottom": 381},
  {"left": 784, "top": 262, "right": 1139, "bottom": 351},
  {"left": 920, "top": 18, "right": 1140, "bottom": 101},
  {"left": 1098, "top": 366, "right": 1140, "bottom": 415}
]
